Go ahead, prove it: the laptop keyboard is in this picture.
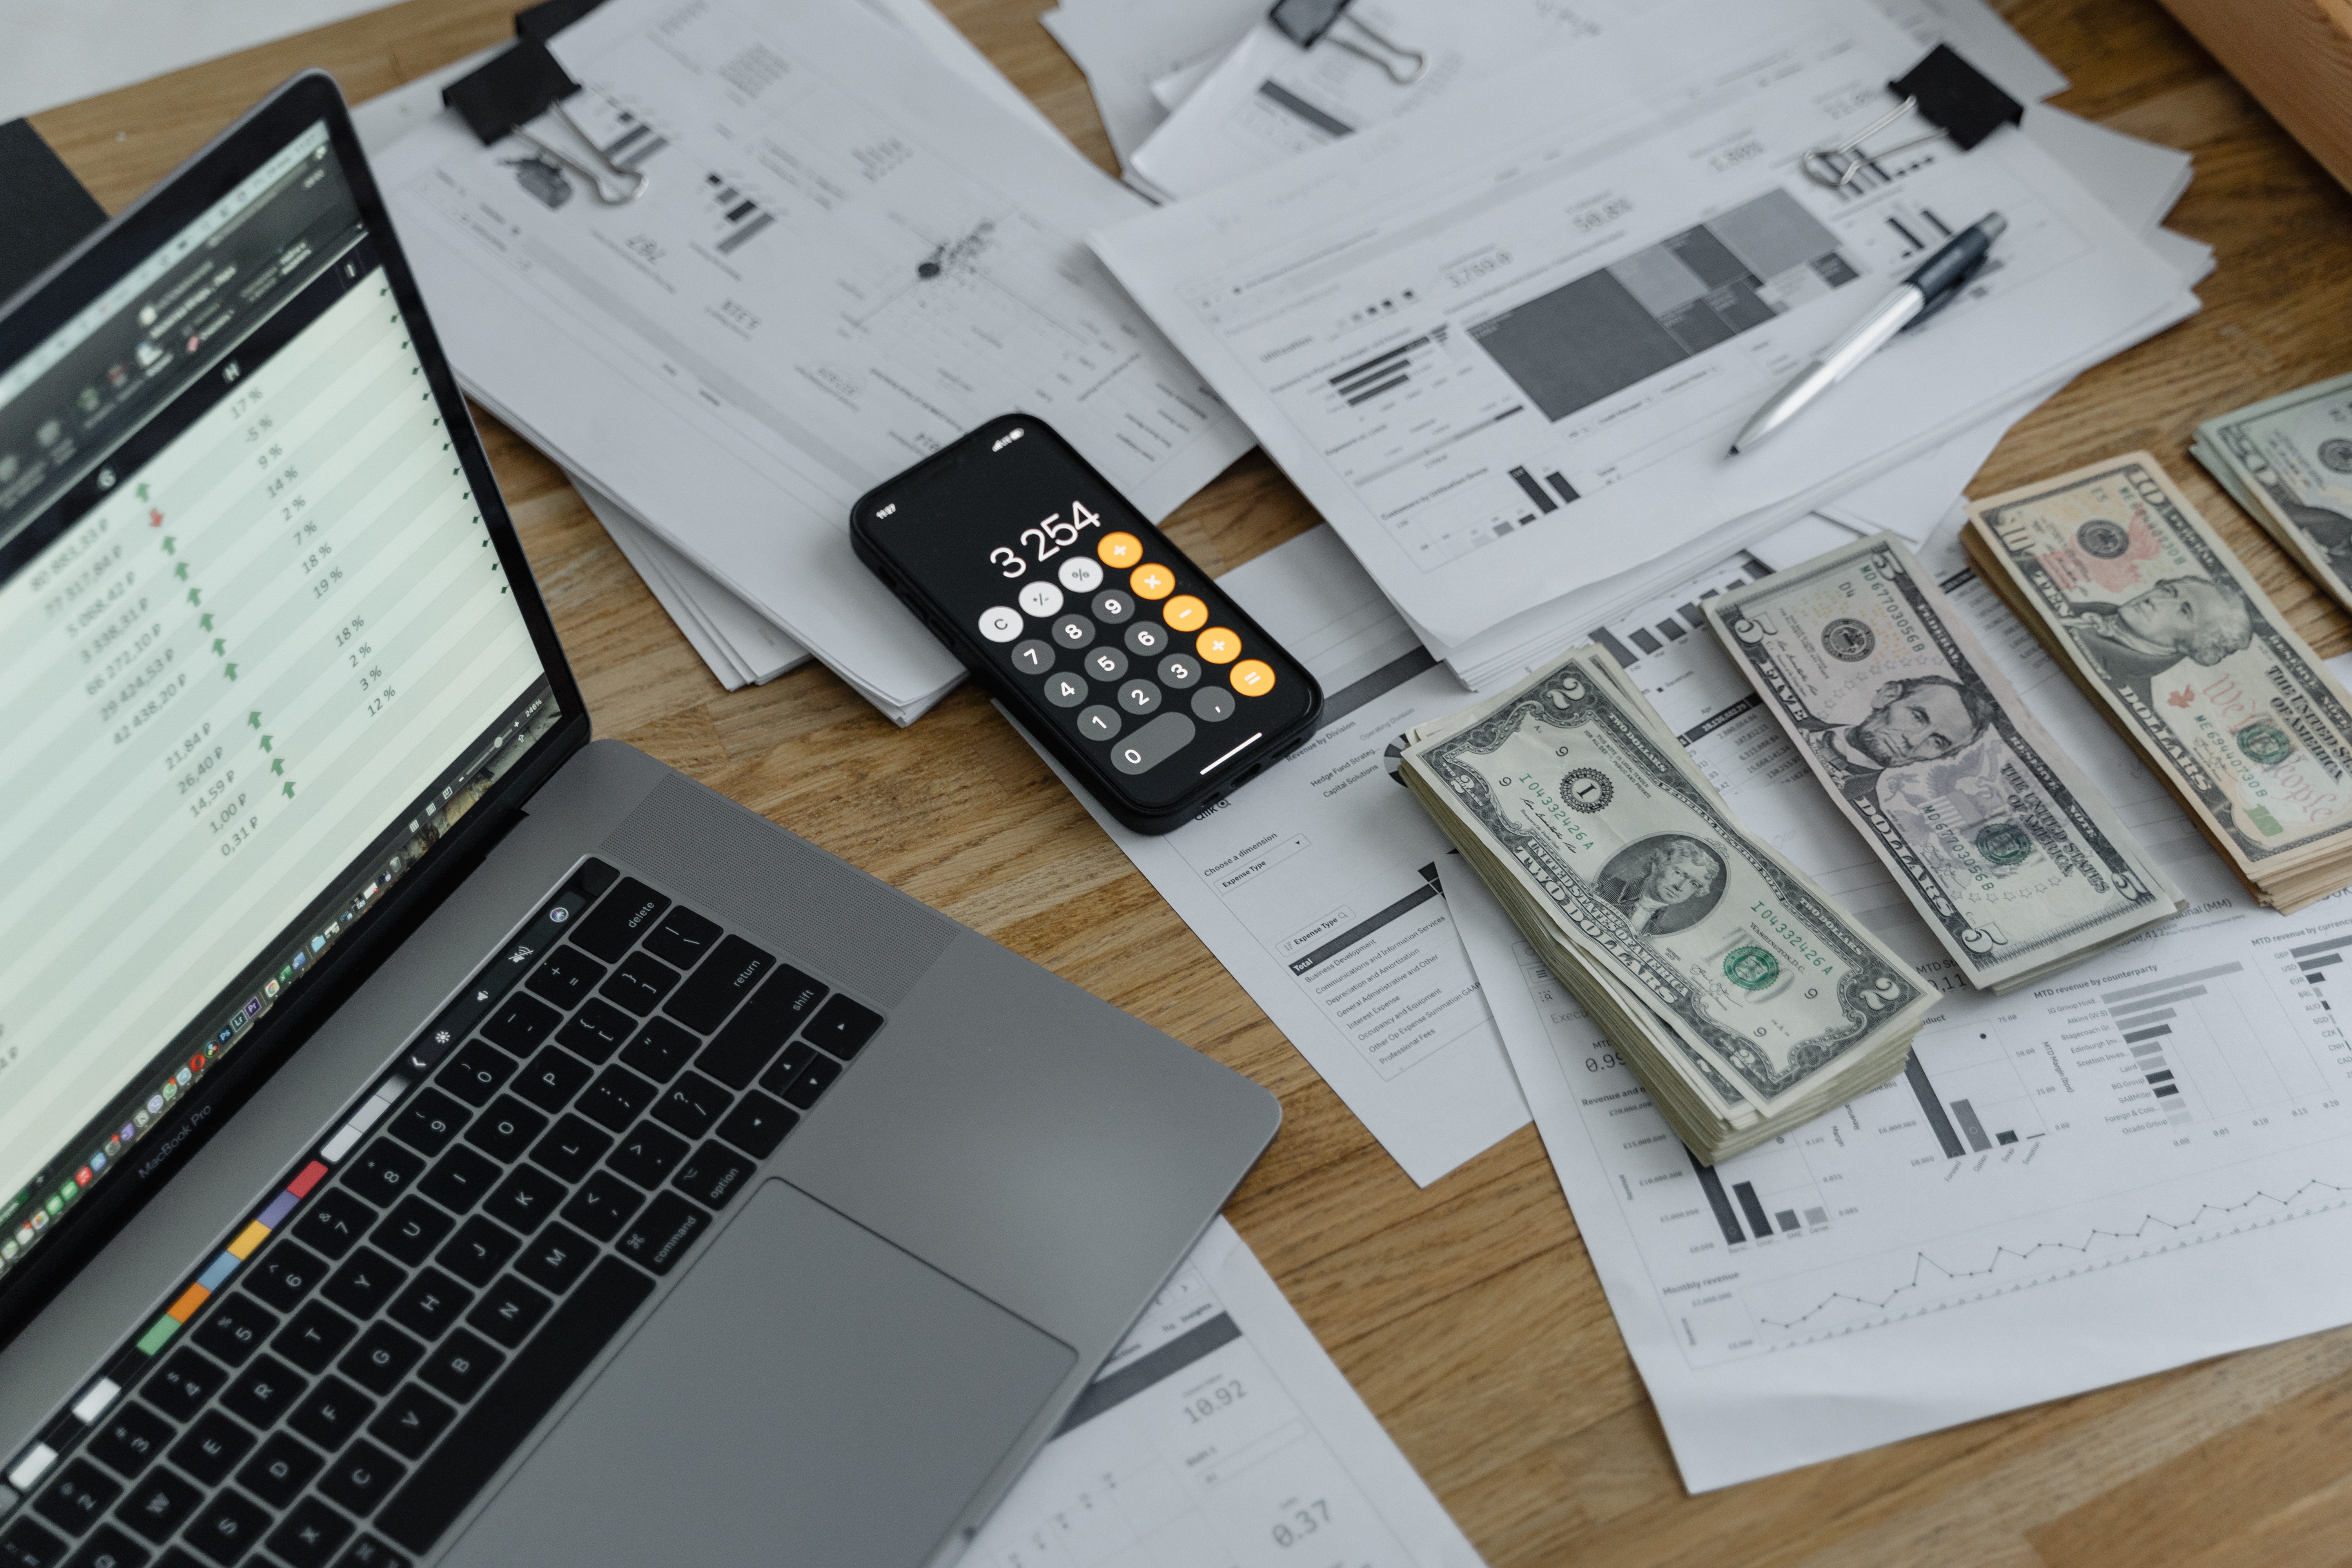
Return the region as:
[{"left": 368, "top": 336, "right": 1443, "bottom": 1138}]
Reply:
[{"left": 0, "top": 857, "right": 884, "bottom": 1568}]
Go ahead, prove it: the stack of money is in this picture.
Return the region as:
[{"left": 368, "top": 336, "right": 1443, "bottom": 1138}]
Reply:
[
  {"left": 1705, "top": 532, "right": 2185, "bottom": 993},
  {"left": 1966, "top": 453, "right": 2352, "bottom": 912},
  {"left": 2191, "top": 372, "right": 2352, "bottom": 616},
  {"left": 1400, "top": 648, "right": 1932, "bottom": 1161}
]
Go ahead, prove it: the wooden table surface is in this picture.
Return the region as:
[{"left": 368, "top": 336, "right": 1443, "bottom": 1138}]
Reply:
[{"left": 32, "top": 1, "right": 2352, "bottom": 1561}]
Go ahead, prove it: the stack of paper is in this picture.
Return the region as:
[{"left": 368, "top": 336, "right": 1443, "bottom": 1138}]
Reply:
[{"left": 1038, "top": 0, "right": 1263, "bottom": 172}]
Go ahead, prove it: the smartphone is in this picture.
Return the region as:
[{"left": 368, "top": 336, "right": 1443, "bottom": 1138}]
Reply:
[{"left": 851, "top": 415, "right": 1323, "bottom": 833}]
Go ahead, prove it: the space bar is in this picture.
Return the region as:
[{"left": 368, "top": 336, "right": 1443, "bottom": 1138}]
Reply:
[{"left": 376, "top": 1257, "right": 655, "bottom": 1552}]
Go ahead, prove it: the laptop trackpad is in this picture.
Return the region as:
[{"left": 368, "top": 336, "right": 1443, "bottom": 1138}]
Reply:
[{"left": 440, "top": 1179, "right": 1076, "bottom": 1568}]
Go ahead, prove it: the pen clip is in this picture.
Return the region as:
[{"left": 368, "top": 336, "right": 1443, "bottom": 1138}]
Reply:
[{"left": 1898, "top": 250, "right": 1993, "bottom": 331}]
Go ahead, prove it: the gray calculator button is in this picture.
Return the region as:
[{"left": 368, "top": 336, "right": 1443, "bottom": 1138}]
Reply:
[
  {"left": 1110, "top": 713, "right": 1197, "bottom": 775},
  {"left": 1092, "top": 590, "right": 1136, "bottom": 625},
  {"left": 1124, "top": 621, "right": 1168, "bottom": 656},
  {"left": 1009, "top": 639, "right": 1054, "bottom": 675},
  {"left": 1076, "top": 704, "right": 1123, "bottom": 741},
  {"left": 1041, "top": 671, "right": 1089, "bottom": 708},
  {"left": 1117, "top": 679, "right": 1161, "bottom": 716},
  {"left": 1083, "top": 646, "right": 1129, "bottom": 682},
  {"left": 1191, "top": 686, "right": 1235, "bottom": 722},
  {"left": 1157, "top": 653, "right": 1200, "bottom": 689},
  {"left": 1053, "top": 615, "right": 1096, "bottom": 649}
]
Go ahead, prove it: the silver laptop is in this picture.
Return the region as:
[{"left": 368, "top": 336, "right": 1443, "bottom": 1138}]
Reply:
[{"left": 0, "top": 73, "right": 1278, "bottom": 1568}]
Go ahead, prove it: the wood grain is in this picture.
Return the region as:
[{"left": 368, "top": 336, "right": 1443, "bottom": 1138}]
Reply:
[
  {"left": 2155, "top": 0, "right": 2352, "bottom": 199},
  {"left": 28, "top": 0, "right": 2352, "bottom": 1560}
]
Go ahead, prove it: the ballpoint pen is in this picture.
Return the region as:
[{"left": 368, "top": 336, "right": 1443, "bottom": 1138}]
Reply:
[{"left": 1730, "top": 210, "right": 2007, "bottom": 454}]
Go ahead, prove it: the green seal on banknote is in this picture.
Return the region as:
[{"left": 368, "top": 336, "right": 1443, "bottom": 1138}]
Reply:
[
  {"left": 2237, "top": 720, "right": 2294, "bottom": 766},
  {"left": 1723, "top": 946, "right": 1780, "bottom": 991},
  {"left": 1975, "top": 822, "right": 2035, "bottom": 866}
]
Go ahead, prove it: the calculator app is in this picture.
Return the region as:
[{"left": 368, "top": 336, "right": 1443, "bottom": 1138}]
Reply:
[{"left": 860, "top": 419, "right": 1316, "bottom": 810}]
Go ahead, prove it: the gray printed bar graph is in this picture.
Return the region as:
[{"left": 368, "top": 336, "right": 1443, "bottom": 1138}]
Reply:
[
  {"left": 1951, "top": 1098, "right": 1994, "bottom": 1153},
  {"left": 1905, "top": 1051, "right": 1967, "bottom": 1159}
]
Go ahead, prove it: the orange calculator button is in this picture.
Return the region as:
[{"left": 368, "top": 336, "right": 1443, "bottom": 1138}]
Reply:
[
  {"left": 1163, "top": 594, "right": 1209, "bottom": 632},
  {"left": 1196, "top": 627, "right": 1241, "bottom": 664},
  {"left": 1131, "top": 563, "right": 1176, "bottom": 600},
  {"left": 1098, "top": 532, "right": 1143, "bottom": 568},
  {"left": 1230, "top": 660, "right": 1276, "bottom": 697}
]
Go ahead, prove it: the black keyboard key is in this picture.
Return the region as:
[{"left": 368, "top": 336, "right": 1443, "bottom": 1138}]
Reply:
[
  {"left": 524, "top": 947, "right": 605, "bottom": 1011},
  {"left": 464, "top": 1276, "right": 555, "bottom": 1349},
  {"left": 460, "top": 1096, "right": 546, "bottom": 1164},
  {"left": 334, "top": 1534, "right": 409, "bottom": 1568},
  {"left": 614, "top": 1193, "right": 710, "bottom": 1277},
  {"left": 375, "top": 1258, "right": 654, "bottom": 1553},
  {"left": 365, "top": 1386, "right": 457, "bottom": 1461},
  {"left": 480, "top": 993, "right": 560, "bottom": 1055},
  {"left": 367, "top": 1199, "right": 455, "bottom": 1269},
  {"left": 61, "top": 1523, "right": 144, "bottom": 1568},
  {"left": 241, "top": 1241, "right": 325, "bottom": 1314},
  {"left": 342, "top": 1142, "right": 426, "bottom": 1209},
  {"left": 286, "top": 1378, "right": 374, "bottom": 1453},
  {"left": 567, "top": 877, "right": 668, "bottom": 963},
  {"left": 526, "top": 1116, "right": 611, "bottom": 1183},
  {"left": 382, "top": 1090, "right": 469, "bottom": 1159},
  {"left": 756, "top": 1042, "right": 818, "bottom": 1100},
  {"left": 167, "top": 1413, "right": 254, "bottom": 1485},
  {"left": 416, "top": 1145, "right": 501, "bottom": 1214},
  {"left": 651, "top": 1072, "right": 730, "bottom": 1140},
  {"left": 570, "top": 858, "right": 619, "bottom": 897},
  {"left": 218, "top": 1355, "right": 307, "bottom": 1430},
  {"left": 87, "top": 1404, "right": 172, "bottom": 1480},
  {"left": 291, "top": 1189, "right": 374, "bottom": 1258},
  {"left": 263, "top": 1499, "right": 352, "bottom": 1568},
  {"left": 671, "top": 1143, "right": 755, "bottom": 1209},
  {"left": 639, "top": 906, "right": 722, "bottom": 970},
  {"left": 110, "top": 1469, "right": 201, "bottom": 1544},
  {"left": 511, "top": 1045, "right": 593, "bottom": 1114},
  {"left": 556, "top": 999, "right": 633, "bottom": 1064},
  {"left": 182, "top": 1490, "right": 269, "bottom": 1565},
  {"left": 511, "top": 1223, "right": 595, "bottom": 1296},
  {"left": 575, "top": 1067, "right": 657, "bottom": 1133},
  {"left": 337, "top": 1324, "right": 423, "bottom": 1396},
  {"left": 314, "top": 1441, "right": 404, "bottom": 1516},
  {"left": 774, "top": 1052, "right": 843, "bottom": 1111},
  {"left": 603, "top": 1123, "right": 688, "bottom": 1189},
  {"left": 271, "top": 1303, "right": 358, "bottom": 1376},
  {"left": 0, "top": 1519, "right": 64, "bottom": 1568},
  {"left": 319, "top": 1250, "right": 407, "bottom": 1321},
  {"left": 142, "top": 1352, "right": 223, "bottom": 1422},
  {"left": 803, "top": 994, "right": 884, "bottom": 1060},
  {"left": 435, "top": 1217, "right": 520, "bottom": 1288},
  {"left": 34, "top": 1461, "right": 120, "bottom": 1536},
  {"left": 434, "top": 1042, "right": 514, "bottom": 1108},
  {"left": 714, "top": 1093, "right": 797, "bottom": 1160},
  {"left": 703, "top": 970, "right": 827, "bottom": 1092},
  {"left": 190, "top": 1298, "right": 279, "bottom": 1369},
  {"left": 617, "top": 1018, "right": 699, "bottom": 1083},
  {"left": 663, "top": 936, "right": 773, "bottom": 1033},
  {"left": 414, "top": 1330, "right": 503, "bottom": 1405},
  {"left": 234, "top": 1433, "right": 323, "bottom": 1510},
  {"left": 598, "top": 951, "right": 681, "bottom": 1016},
  {"left": 481, "top": 1166, "right": 565, "bottom": 1236},
  {"left": 385, "top": 1269, "right": 475, "bottom": 1342},
  {"left": 557, "top": 1172, "right": 642, "bottom": 1242}
]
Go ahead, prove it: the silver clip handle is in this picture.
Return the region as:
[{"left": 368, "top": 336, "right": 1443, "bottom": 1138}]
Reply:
[
  {"left": 1802, "top": 95, "right": 1944, "bottom": 190},
  {"left": 1326, "top": 12, "right": 1427, "bottom": 85},
  {"left": 513, "top": 100, "right": 650, "bottom": 205}
]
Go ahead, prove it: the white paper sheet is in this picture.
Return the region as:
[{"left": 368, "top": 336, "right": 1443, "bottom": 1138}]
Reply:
[
  {"left": 967, "top": 1217, "right": 1486, "bottom": 1567},
  {"left": 1010, "top": 527, "right": 1528, "bottom": 1186},
  {"left": 0, "top": 0, "right": 391, "bottom": 122},
  {"left": 1092, "top": 0, "right": 2192, "bottom": 656},
  {"left": 1040, "top": 0, "right": 1263, "bottom": 170},
  {"left": 2021, "top": 105, "right": 2192, "bottom": 234},
  {"left": 576, "top": 478, "right": 811, "bottom": 689},
  {"left": 1454, "top": 519, "right": 2352, "bottom": 1491},
  {"left": 372, "top": 0, "right": 1252, "bottom": 724}
]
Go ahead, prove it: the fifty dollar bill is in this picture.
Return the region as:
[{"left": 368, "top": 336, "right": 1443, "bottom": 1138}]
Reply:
[{"left": 1706, "top": 531, "right": 2183, "bottom": 993}]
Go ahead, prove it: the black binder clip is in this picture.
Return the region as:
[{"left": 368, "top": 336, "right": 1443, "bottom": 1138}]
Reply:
[
  {"left": 1802, "top": 44, "right": 2023, "bottom": 191},
  {"left": 1268, "top": 0, "right": 1428, "bottom": 86},
  {"left": 442, "top": 33, "right": 648, "bottom": 205}
]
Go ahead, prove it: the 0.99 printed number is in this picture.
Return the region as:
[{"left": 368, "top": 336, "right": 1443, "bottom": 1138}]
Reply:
[{"left": 988, "top": 501, "right": 1102, "bottom": 577}]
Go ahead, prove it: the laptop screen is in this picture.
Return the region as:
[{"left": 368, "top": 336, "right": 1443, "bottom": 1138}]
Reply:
[{"left": 0, "top": 117, "right": 561, "bottom": 1284}]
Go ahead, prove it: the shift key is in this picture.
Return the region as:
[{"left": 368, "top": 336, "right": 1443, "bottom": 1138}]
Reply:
[{"left": 662, "top": 936, "right": 774, "bottom": 1033}]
